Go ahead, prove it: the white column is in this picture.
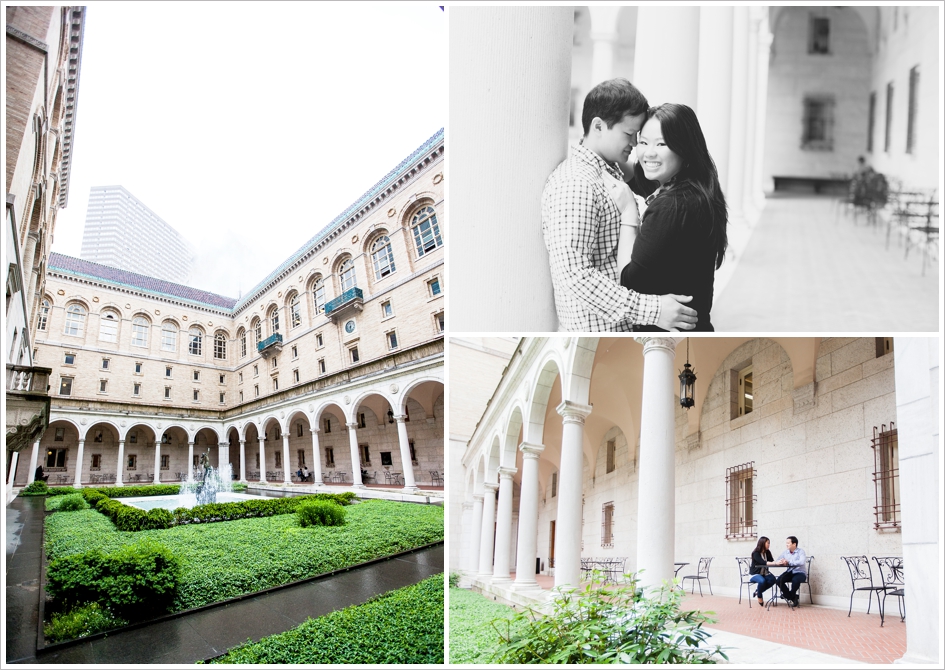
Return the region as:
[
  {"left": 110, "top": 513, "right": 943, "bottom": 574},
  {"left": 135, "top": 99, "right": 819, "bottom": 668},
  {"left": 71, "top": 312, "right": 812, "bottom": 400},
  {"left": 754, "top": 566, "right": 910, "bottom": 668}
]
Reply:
[
  {"left": 394, "top": 415, "right": 417, "bottom": 492},
  {"left": 492, "top": 466, "right": 518, "bottom": 582},
  {"left": 461, "top": 501, "right": 474, "bottom": 574},
  {"left": 114, "top": 439, "right": 124, "bottom": 485},
  {"left": 73, "top": 438, "right": 85, "bottom": 488},
  {"left": 478, "top": 482, "right": 498, "bottom": 576},
  {"left": 893, "top": 338, "right": 940, "bottom": 664},
  {"left": 726, "top": 7, "right": 750, "bottom": 226},
  {"left": 696, "top": 6, "right": 734, "bottom": 193},
  {"left": 588, "top": 6, "right": 621, "bottom": 84},
  {"left": 239, "top": 440, "right": 247, "bottom": 482},
  {"left": 309, "top": 428, "right": 324, "bottom": 485},
  {"left": 750, "top": 11, "right": 773, "bottom": 207},
  {"left": 187, "top": 441, "right": 195, "bottom": 482},
  {"left": 6, "top": 451, "right": 19, "bottom": 499},
  {"left": 513, "top": 442, "right": 545, "bottom": 590},
  {"left": 634, "top": 337, "right": 680, "bottom": 593},
  {"left": 741, "top": 9, "right": 761, "bottom": 221},
  {"left": 219, "top": 442, "right": 228, "bottom": 477},
  {"left": 258, "top": 437, "right": 267, "bottom": 483},
  {"left": 27, "top": 439, "right": 41, "bottom": 484},
  {"left": 634, "top": 7, "right": 701, "bottom": 107},
  {"left": 554, "top": 401, "right": 593, "bottom": 589},
  {"left": 450, "top": 7, "right": 572, "bottom": 331},
  {"left": 346, "top": 422, "right": 364, "bottom": 487},
  {"left": 150, "top": 440, "right": 158, "bottom": 486},
  {"left": 468, "top": 494, "right": 484, "bottom": 573},
  {"left": 281, "top": 434, "right": 291, "bottom": 484}
]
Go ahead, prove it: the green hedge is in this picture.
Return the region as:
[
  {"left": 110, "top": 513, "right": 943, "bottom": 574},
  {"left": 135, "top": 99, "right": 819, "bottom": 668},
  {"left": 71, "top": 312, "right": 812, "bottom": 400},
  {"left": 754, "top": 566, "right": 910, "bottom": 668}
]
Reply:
[
  {"left": 46, "top": 484, "right": 181, "bottom": 498},
  {"left": 297, "top": 500, "right": 347, "bottom": 527},
  {"left": 210, "top": 575, "right": 444, "bottom": 664},
  {"left": 21, "top": 480, "right": 49, "bottom": 496}
]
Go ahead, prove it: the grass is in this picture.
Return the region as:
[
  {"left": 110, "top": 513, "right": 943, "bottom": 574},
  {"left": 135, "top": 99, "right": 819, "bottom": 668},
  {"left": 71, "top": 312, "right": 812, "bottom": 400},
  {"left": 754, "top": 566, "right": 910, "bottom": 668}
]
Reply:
[
  {"left": 44, "top": 499, "right": 443, "bottom": 612},
  {"left": 448, "top": 587, "right": 520, "bottom": 664},
  {"left": 209, "top": 575, "right": 444, "bottom": 664}
]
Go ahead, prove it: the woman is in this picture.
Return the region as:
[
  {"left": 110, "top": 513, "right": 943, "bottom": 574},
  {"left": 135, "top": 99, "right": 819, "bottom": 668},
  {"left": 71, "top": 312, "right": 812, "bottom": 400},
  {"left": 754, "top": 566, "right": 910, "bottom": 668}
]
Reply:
[
  {"left": 618, "top": 103, "right": 728, "bottom": 331},
  {"left": 750, "top": 536, "right": 778, "bottom": 605}
]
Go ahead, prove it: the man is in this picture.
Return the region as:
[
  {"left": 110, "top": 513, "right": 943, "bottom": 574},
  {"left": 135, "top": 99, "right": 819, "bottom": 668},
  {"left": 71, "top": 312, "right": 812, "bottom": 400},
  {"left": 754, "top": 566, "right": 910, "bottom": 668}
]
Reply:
[
  {"left": 301, "top": 465, "right": 310, "bottom": 482},
  {"left": 541, "top": 78, "right": 698, "bottom": 332},
  {"left": 775, "top": 535, "right": 808, "bottom": 607}
]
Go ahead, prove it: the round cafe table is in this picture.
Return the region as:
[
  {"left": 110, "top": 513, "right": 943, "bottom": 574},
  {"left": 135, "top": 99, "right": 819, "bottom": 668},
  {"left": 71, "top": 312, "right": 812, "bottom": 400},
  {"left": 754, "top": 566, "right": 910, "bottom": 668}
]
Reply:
[{"left": 764, "top": 564, "right": 795, "bottom": 610}]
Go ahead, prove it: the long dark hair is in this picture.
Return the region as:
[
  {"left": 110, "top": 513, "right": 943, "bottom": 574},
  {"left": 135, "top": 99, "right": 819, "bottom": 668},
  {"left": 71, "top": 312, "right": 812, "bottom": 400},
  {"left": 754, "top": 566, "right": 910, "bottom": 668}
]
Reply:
[
  {"left": 753, "top": 536, "right": 773, "bottom": 561},
  {"left": 634, "top": 103, "right": 728, "bottom": 269}
]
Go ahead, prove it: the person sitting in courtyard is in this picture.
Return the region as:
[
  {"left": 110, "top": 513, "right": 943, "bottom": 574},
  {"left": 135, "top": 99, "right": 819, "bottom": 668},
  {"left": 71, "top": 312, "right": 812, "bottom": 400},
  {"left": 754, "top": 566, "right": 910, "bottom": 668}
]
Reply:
[
  {"left": 750, "top": 535, "right": 777, "bottom": 605},
  {"left": 34, "top": 465, "right": 49, "bottom": 483},
  {"left": 775, "top": 535, "right": 808, "bottom": 607},
  {"left": 301, "top": 465, "right": 310, "bottom": 482}
]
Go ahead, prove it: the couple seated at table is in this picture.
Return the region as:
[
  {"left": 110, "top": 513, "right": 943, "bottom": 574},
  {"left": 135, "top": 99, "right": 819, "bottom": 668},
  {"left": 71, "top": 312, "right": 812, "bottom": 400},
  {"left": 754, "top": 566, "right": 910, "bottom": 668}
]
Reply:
[
  {"left": 295, "top": 466, "right": 311, "bottom": 482},
  {"left": 750, "top": 535, "right": 808, "bottom": 607}
]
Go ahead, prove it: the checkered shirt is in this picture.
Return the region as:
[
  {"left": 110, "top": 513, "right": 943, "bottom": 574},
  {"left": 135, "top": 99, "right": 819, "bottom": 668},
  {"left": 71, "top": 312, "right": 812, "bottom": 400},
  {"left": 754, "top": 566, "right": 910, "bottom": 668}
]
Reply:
[{"left": 542, "top": 143, "right": 661, "bottom": 332}]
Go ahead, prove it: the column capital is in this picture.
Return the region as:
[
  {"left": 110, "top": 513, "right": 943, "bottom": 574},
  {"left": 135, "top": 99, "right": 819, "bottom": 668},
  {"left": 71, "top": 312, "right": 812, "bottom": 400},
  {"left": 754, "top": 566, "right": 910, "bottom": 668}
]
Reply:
[
  {"left": 346, "top": 421, "right": 358, "bottom": 429},
  {"left": 483, "top": 481, "right": 499, "bottom": 492},
  {"left": 188, "top": 440, "right": 196, "bottom": 446},
  {"left": 498, "top": 466, "right": 517, "bottom": 479},
  {"left": 462, "top": 501, "right": 474, "bottom": 511},
  {"left": 393, "top": 414, "right": 408, "bottom": 424},
  {"left": 117, "top": 439, "right": 125, "bottom": 446},
  {"left": 473, "top": 493, "right": 484, "bottom": 503},
  {"left": 556, "top": 400, "right": 592, "bottom": 424},
  {"left": 519, "top": 441, "right": 545, "bottom": 458},
  {"left": 309, "top": 427, "right": 320, "bottom": 435},
  {"left": 77, "top": 438, "right": 85, "bottom": 445},
  {"left": 239, "top": 439, "right": 246, "bottom": 445},
  {"left": 634, "top": 336, "right": 680, "bottom": 355}
]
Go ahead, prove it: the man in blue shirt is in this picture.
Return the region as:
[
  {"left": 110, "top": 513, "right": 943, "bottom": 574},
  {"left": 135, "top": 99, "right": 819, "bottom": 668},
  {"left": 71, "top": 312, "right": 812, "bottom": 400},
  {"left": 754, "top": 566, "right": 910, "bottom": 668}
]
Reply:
[{"left": 775, "top": 535, "right": 807, "bottom": 607}]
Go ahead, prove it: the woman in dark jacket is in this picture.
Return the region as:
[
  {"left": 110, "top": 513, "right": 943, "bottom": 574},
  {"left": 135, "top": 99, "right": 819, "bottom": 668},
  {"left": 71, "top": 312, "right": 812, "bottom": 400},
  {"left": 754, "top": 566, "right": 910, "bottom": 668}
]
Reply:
[
  {"left": 619, "top": 103, "right": 728, "bottom": 331},
  {"left": 750, "top": 536, "right": 777, "bottom": 605}
]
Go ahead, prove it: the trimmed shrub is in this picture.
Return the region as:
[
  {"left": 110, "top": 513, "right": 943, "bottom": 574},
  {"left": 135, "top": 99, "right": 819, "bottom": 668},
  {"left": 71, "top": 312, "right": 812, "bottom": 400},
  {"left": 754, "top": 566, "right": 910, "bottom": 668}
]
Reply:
[
  {"left": 44, "top": 602, "right": 127, "bottom": 643},
  {"left": 21, "top": 480, "right": 49, "bottom": 495},
  {"left": 47, "top": 486, "right": 80, "bottom": 497},
  {"left": 448, "top": 572, "right": 460, "bottom": 588},
  {"left": 56, "top": 493, "right": 89, "bottom": 512},
  {"left": 297, "top": 500, "right": 346, "bottom": 527}
]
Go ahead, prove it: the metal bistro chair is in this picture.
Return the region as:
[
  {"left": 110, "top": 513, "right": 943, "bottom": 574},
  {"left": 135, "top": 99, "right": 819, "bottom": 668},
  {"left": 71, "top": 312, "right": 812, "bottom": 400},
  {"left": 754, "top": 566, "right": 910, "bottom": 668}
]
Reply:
[
  {"left": 872, "top": 556, "right": 905, "bottom": 627},
  {"left": 681, "top": 557, "right": 713, "bottom": 596},
  {"left": 735, "top": 557, "right": 756, "bottom": 607},
  {"left": 841, "top": 555, "right": 888, "bottom": 617},
  {"left": 430, "top": 471, "right": 442, "bottom": 486}
]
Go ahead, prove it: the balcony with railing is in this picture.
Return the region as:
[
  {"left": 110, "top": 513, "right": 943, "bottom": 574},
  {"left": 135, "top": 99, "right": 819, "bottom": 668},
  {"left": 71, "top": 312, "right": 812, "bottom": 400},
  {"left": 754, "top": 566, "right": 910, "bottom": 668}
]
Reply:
[
  {"left": 5, "top": 364, "right": 52, "bottom": 453},
  {"left": 257, "top": 333, "right": 283, "bottom": 359},
  {"left": 324, "top": 287, "right": 364, "bottom": 323}
]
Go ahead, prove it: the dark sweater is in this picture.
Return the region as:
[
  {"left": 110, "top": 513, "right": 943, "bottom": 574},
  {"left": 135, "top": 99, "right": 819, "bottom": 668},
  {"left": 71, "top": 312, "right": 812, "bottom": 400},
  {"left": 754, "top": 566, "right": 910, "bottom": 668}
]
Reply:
[
  {"left": 620, "top": 183, "right": 718, "bottom": 331},
  {"left": 750, "top": 550, "right": 774, "bottom": 575}
]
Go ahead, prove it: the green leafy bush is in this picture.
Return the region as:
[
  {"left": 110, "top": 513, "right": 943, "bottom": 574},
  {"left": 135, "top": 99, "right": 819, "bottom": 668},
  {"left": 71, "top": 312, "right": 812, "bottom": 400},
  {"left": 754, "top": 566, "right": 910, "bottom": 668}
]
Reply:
[
  {"left": 21, "top": 480, "right": 49, "bottom": 495},
  {"left": 47, "top": 486, "right": 80, "bottom": 497},
  {"left": 46, "top": 539, "right": 181, "bottom": 619},
  {"left": 449, "top": 587, "right": 520, "bottom": 664},
  {"left": 210, "top": 575, "right": 443, "bottom": 664},
  {"left": 492, "top": 572, "right": 727, "bottom": 664},
  {"left": 449, "top": 572, "right": 461, "bottom": 588},
  {"left": 231, "top": 482, "right": 248, "bottom": 492},
  {"left": 297, "top": 500, "right": 346, "bottom": 527},
  {"left": 43, "top": 602, "right": 127, "bottom": 643},
  {"left": 56, "top": 493, "right": 89, "bottom": 512}
]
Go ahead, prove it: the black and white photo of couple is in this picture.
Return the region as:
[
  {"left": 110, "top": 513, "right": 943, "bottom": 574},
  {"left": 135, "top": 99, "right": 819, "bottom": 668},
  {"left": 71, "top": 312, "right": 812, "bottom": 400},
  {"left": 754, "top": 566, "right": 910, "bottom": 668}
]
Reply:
[{"left": 450, "top": 6, "right": 940, "bottom": 333}]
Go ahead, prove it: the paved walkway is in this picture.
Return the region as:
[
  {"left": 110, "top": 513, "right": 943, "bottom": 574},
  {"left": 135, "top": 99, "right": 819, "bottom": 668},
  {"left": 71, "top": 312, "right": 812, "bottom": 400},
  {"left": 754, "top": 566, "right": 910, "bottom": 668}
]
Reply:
[
  {"left": 712, "top": 194, "right": 939, "bottom": 331},
  {"left": 5, "top": 495, "right": 443, "bottom": 665}
]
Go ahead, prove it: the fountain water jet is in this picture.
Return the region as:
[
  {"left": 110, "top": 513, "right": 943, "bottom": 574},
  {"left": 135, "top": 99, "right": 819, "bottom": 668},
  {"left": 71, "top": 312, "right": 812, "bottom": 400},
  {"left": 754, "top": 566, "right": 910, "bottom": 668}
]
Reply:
[{"left": 179, "top": 451, "right": 232, "bottom": 507}]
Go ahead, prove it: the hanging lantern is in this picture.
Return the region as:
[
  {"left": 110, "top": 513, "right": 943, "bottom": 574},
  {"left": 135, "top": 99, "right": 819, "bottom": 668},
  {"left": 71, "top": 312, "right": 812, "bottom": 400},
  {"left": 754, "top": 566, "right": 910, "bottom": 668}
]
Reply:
[{"left": 678, "top": 339, "right": 696, "bottom": 409}]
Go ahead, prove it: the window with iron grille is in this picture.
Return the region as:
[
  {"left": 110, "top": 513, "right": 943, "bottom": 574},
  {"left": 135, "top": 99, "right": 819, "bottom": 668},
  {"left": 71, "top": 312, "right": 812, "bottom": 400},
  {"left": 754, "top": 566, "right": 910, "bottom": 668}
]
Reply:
[
  {"left": 725, "top": 462, "right": 757, "bottom": 539},
  {"left": 872, "top": 423, "right": 900, "bottom": 530},
  {"left": 551, "top": 471, "right": 558, "bottom": 498},
  {"left": 601, "top": 502, "right": 615, "bottom": 547},
  {"left": 802, "top": 96, "right": 835, "bottom": 151},
  {"left": 884, "top": 82, "right": 894, "bottom": 152},
  {"left": 906, "top": 65, "right": 919, "bottom": 154},
  {"left": 606, "top": 439, "right": 616, "bottom": 473},
  {"left": 808, "top": 15, "right": 830, "bottom": 54}
]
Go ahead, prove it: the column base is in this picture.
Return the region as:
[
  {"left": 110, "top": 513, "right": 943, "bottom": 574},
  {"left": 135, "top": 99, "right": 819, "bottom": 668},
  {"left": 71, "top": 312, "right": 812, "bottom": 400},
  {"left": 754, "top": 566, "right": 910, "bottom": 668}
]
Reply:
[
  {"left": 511, "top": 579, "right": 543, "bottom": 592},
  {"left": 312, "top": 479, "right": 324, "bottom": 486},
  {"left": 402, "top": 486, "right": 419, "bottom": 494},
  {"left": 491, "top": 575, "right": 513, "bottom": 585},
  {"left": 349, "top": 484, "right": 365, "bottom": 489}
]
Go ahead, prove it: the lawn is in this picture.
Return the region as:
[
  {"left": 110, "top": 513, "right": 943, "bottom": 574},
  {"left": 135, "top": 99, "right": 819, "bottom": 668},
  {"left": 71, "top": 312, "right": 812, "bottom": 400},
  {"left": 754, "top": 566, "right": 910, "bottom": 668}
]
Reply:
[
  {"left": 209, "top": 574, "right": 444, "bottom": 664},
  {"left": 44, "top": 499, "right": 443, "bottom": 612},
  {"left": 448, "top": 586, "right": 520, "bottom": 664}
]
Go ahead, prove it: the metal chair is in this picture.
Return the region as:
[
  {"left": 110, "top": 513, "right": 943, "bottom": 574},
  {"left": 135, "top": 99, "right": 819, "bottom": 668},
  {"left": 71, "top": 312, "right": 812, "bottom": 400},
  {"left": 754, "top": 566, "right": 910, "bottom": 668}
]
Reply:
[
  {"left": 872, "top": 556, "right": 905, "bottom": 626},
  {"left": 735, "top": 557, "right": 756, "bottom": 607},
  {"left": 841, "top": 555, "right": 887, "bottom": 616},
  {"left": 430, "top": 470, "right": 442, "bottom": 486},
  {"left": 681, "top": 557, "right": 713, "bottom": 596}
]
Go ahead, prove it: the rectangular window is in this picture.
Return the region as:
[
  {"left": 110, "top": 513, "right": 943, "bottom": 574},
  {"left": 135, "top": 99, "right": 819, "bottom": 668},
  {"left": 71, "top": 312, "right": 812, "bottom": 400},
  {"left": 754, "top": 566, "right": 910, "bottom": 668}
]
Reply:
[
  {"left": 161, "top": 454, "right": 170, "bottom": 470},
  {"left": 102, "top": 358, "right": 109, "bottom": 370},
  {"left": 884, "top": 82, "right": 894, "bottom": 152},
  {"left": 193, "top": 389, "right": 199, "bottom": 401},
  {"left": 129, "top": 431, "right": 137, "bottom": 443},
  {"left": 324, "top": 418, "right": 331, "bottom": 433},
  {"left": 906, "top": 65, "right": 919, "bottom": 154},
  {"left": 253, "top": 365, "right": 258, "bottom": 377},
  {"left": 99, "top": 380, "right": 108, "bottom": 393},
  {"left": 54, "top": 427, "right": 65, "bottom": 442},
  {"left": 381, "top": 301, "right": 393, "bottom": 318},
  {"left": 273, "top": 377, "right": 279, "bottom": 391},
  {"left": 551, "top": 471, "right": 558, "bottom": 498},
  {"left": 127, "top": 454, "right": 137, "bottom": 470},
  {"left": 91, "top": 454, "right": 102, "bottom": 470},
  {"left": 358, "top": 412, "right": 367, "bottom": 429},
  {"left": 428, "top": 277, "right": 441, "bottom": 296},
  {"left": 802, "top": 96, "right": 835, "bottom": 151},
  {"left": 325, "top": 446, "right": 335, "bottom": 467},
  {"left": 808, "top": 15, "right": 830, "bottom": 54},
  {"left": 254, "top": 385, "right": 259, "bottom": 397},
  {"left": 297, "top": 423, "right": 304, "bottom": 437},
  {"left": 239, "top": 390, "right": 243, "bottom": 402},
  {"left": 45, "top": 448, "right": 67, "bottom": 469},
  {"left": 738, "top": 366, "right": 753, "bottom": 417},
  {"left": 318, "top": 358, "right": 326, "bottom": 374},
  {"left": 297, "top": 448, "right": 306, "bottom": 467},
  {"left": 275, "top": 451, "right": 282, "bottom": 468},
  {"left": 164, "top": 386, "right": 171, "bottom": 399},
  {"left": 725, "top": 462, "right": 757, "bottom": 539},
  {"left": 601, "top": 502, "right": 615, "bottom": 547},
  {"left": 219, "top": 392, "right": 225, "bottom": 403},
  {"left": 872, "top": 423, "right": 900, "bottom": 529},
  {"left": 193, "top": 370, "right": 200, "bottom": 381},
  {"left": 64, "top": 353, "right": 75, "bottom": 365},
  {"left": 435, "top": 311, "right": 445, "bottom": 333},
  {"left": 359, "top": 444, "right": 371, "bottom": 465},
  {"left": 293, "top": 369, "right": 300, "bottom": 383},
  {"left": 409, "top": 440, "right": 418, "bottom": 465},
  {"left": 133, "top": 383, "right": 141, "bottom": 396},
  {"left": 59, "top": 377, "right": 73, "bottom": 396},
  {"left": 271, "top": 357, "right": 278, "bottom": 369},
  {"left": 387, "top": 331, "right": 398, "bottom": 350},
  {"left": 291, "top": 345, "right": 298, "bottom": 359},
  {"left": 238, "top": 372, "right": 243, "bottom": 383},
  {"left": 316, "top": 333, "right": 324, "bottom": 348},
  {"left": 134, "top": 362, "right": 142, "bottom": 374},
  {"left": 350, "top": 347, "right": 359, "bottom": 364},
  {"left": 166, "top": 366, "right": 172, "bottom": 377},
  {"left": 219, "top": 374, "right": 225, "bottom": 384},
  {"left": 381, "top": 451, "right": 393, "bottom": 466},
  {"left": 867, "top": 91, "right": 876, "bottom": 153},
  {"left": 606, "top": 439, "right": 616, "bottom": 474}
]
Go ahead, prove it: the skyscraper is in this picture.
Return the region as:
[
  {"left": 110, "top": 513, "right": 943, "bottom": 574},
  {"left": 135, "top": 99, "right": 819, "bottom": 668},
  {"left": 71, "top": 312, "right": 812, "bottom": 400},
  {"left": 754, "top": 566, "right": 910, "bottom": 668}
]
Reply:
[{"left": 79, "top": 185, "right": 195, "bottom": 284}]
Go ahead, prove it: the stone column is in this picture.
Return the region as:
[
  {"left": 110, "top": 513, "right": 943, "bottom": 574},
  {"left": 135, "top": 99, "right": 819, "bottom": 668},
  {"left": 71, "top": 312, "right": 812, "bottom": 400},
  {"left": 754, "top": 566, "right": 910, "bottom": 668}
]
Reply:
[
  {"left": 513, "top": 441, "right": 545, "bottom": 590},
  {"left": 461, "top": 501, "right": 474, "bottom": 574},
  {"left": 6, "top": 451, "right": 19, "bottom": 499},
  {"left": 555, "top": 400, "right": 593, "bottom": 589},
  {"left": 468, "top": 494, "right": 484, "bottom": 573},
  {"left": 187, "top": 441, "right": 195, "bottom": 482},
  {"left": 450, "top": 7, "right": 572, "bottom": 331},
  {"left": 219, "top": 442, "right": 229, "bottom": 478},
  {"left": 394, "top": 415, "right": 417, "bottom": 492},
  {"left": 346, "top": 422, "right": 364, "bottom": 487},
  {"left": 27, "top": 439, "right": 41, "bottom": 484},
  {"left": 478, "top": 482, "right": 498, "bottom": 576},
  {"left": 281, "top": 433, "right": 291, "bottom": 484},
  {"left": 589, "top": 6, "right": 621, "bottom": 84},
  {"left": 115, "top": 439, "right": 125, "bottom": 485},
  {"left": 73, "top": 438, "right": 85, "bottom": 488},
  {"left": 309, "top": 428, "right": 324, "bottom": 485},
  {"left": 696, "top": 6, "right": 734, "bottom": 193},
  {"left": 726, "top": 7, "right": 750, "bottom": 226},
  {"left": 151, "top": 440, "right": 159, "bottom": 486},
  {"left": 492, "top": 466, "right": 518, "bottom": 582},
  {"left": 258, "top": 437, "right": 267, "bottom": 483},
  {"left": 634, "top": 336, "right": 679, "bottom": 593},
  {"left": 239, "top": 440, "right": 247, "bottom": 482},
  {"left": 750, "top": 10, "right": 773, "bottom": 208},
  {"left": 634, "top": 6, "right": 701, "bottom": 107}
]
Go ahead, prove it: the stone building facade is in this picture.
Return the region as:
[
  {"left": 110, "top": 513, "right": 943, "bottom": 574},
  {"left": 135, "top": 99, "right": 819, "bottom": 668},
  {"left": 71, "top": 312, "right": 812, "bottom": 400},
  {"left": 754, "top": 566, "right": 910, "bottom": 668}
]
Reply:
[
  {"left": 453, "top": 335, "right": 939, "bottom": 664},
  {"left": 14, "top": 131, "right": 445, "bottom": 492}
]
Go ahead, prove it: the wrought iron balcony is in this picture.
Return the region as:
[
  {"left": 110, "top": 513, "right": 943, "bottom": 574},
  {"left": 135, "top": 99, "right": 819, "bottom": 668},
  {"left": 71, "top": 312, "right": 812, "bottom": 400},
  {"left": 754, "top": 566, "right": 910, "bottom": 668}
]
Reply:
[
  {"left": 257, "top": 333, "right": 283, "bottom": 358},
  {"left": 324, "top": 287, "right": 364, "bottom": 323},
  {"left": 5, "top": 364, "right": 52, "bottom": 453}
]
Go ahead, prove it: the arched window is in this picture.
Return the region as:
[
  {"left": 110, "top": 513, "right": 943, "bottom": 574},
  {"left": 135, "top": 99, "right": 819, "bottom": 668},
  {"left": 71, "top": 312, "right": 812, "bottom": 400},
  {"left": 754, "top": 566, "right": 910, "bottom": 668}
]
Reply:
[
  {"left": 214, "top": 332, "right": 226, "bottom": 360},
  {"left": 188, "top": 327, "right": 203, "bottom": 356},
  {"left": 371, "top": 235, "right": 396, "bottom": 280},
  {"left": 289, "top": 294, "right": 301, "bottom": 328},
  {"left": 64, "top": 304, "right": 87, "bottom": 337},
  {"left": 411, "top": 205, "right": 442, "bottom": 257},
  {"left": 269, "top": 308, "right": 280, "bottom": 335},
  {"left": 339, "top": 259, "right": 357, "bottom": 292},
  {"left": 312, "top": 278, "right": 326, "bottom": 314},
  {"left": 252, "top": 318, "right": 262, "bottom": 347},
  {"left": 238, "top": 329, "right": 247, "bottom": 358},
  {"left": 131, "top": 316, "right": 149, "bottom": 347},
  {"left": 38, "top": 299, "right": 50, "bottom": 331},
  {"left": 98, "top": 310, "right": 119, "bottom": 342},
  {"left": 161, "top": 322, "right": 178, "bottom": 352}
]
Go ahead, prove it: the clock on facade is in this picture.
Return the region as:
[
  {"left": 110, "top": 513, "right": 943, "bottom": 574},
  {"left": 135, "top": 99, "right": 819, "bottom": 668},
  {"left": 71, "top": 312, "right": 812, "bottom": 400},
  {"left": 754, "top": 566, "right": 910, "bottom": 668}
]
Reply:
[{"left": 344, "top": 320, "right": 356, "bottom": 334}]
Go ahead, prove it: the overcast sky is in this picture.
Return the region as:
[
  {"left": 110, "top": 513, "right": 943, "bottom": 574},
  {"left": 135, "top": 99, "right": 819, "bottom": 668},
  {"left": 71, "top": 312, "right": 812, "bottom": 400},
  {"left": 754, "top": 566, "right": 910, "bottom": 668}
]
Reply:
[{"left": 53, "top": 1, "right": 445, "bottom": 298}]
